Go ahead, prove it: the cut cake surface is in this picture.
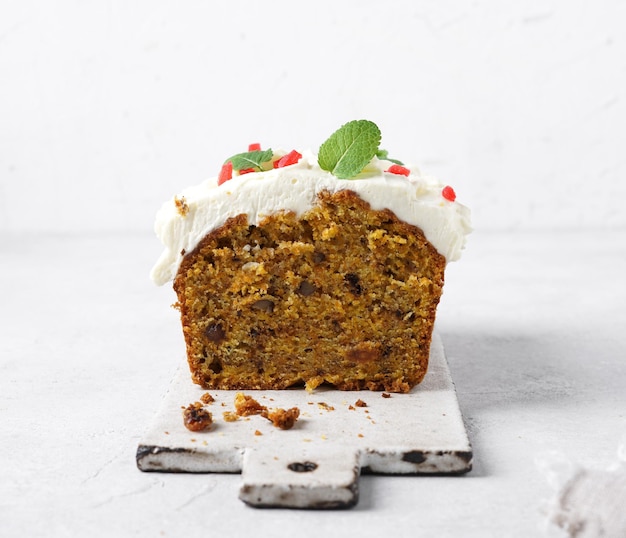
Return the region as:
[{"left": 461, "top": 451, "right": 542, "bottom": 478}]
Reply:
[{"left": 173, "top": 190, "right": 445, "bottom": 393}]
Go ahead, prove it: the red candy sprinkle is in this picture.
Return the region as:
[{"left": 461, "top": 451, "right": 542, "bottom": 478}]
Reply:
[
  {"left": 248, "top": 143, "right": 261, "bottom": 151},
  {"left": 275, "top": 150, "right": 302, "bottom": 168},
  {"left": 386, "top": 164, "right": 410, "bottom": 176},
  {"left": 218, "top": 161, "right": 233, "bottom": 185},
  {"left": 442, "top": 185, "right": 456, "bottom": 202}
]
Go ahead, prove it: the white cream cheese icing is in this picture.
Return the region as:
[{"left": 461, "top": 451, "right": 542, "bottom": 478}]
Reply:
[{"left": 150, "top": 150, "right": 471, "bottom": 285}]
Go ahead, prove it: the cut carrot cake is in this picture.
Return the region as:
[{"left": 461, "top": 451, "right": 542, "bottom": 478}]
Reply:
[{"left": 151, "top": 120, "right": 471, "bottom": 393}]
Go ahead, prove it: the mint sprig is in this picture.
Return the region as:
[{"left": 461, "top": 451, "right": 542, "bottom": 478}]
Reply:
[
  {"left": 225, "top": 149, "right": 274, "bottom": 172},
  {"left": 318, "top": 120, "right": 381, "bottom": 179}
]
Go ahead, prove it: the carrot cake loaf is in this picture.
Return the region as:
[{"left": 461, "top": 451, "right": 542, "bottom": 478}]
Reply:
[{"left": 151, "top": 120, "right": 471, "bottom": 393}]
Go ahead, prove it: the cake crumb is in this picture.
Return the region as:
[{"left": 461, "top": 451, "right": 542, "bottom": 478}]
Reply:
[
  {"left": 317, "top": 402, "right": 335, "bottom": 411},
  {"left": 355, "top": 399, "right": 368, "bottom": 407},
  {"left": 223, "top": 411, "right": 239, "bottom": 422},
  {"left": 200, "top": 392, "right": 215, "bottom": 404},
  {"left": 254, "top": 429, "right": 263, "bottom": 436},
  {"left": 234, "top": 392, "right": 267, "bottom": 416},
  {"left": 174, "top": 196, "right": 189, "bottom": 217},
  {"left": 382, "top": 392, "right": 391, "bottom": 398},
  {"left": 262, "top": 407, "right": 300, "bottom": 430},
  {"left": 182, "top": 402, "right": 213, "bottom": 432}
]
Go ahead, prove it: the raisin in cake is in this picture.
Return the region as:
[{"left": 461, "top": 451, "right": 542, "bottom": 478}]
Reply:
[{"left": 151, "top": 120, "right": 471, "bottom": 393}]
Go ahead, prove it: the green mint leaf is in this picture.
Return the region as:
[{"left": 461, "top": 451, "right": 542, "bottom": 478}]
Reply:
[
  {"left": 318, "top": 120, "right": 381, "bottom": 179},
  {"left": 376, "top": 149, "right": 403, "bottom": 165},
  {"left": 225, "top": 149, "right": 274, "bottom": 171}
]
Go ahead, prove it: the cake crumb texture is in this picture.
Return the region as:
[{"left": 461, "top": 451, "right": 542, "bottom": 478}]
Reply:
[{"left": 174, "top": 189, "right": 445, "bottom": 393}]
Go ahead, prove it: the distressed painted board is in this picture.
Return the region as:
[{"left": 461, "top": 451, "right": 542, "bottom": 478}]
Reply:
[{"left": 136, "top": 333, "right": 472, "bottom": 508}]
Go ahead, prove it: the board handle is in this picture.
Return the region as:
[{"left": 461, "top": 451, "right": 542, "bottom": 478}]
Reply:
[{"left": 239, "top": 446, "right": 361, "bottom": 509}]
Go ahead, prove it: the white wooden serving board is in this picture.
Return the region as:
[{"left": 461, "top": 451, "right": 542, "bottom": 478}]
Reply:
[{"left": 137, "top": 333, "right": 472, "bottom": 509}]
